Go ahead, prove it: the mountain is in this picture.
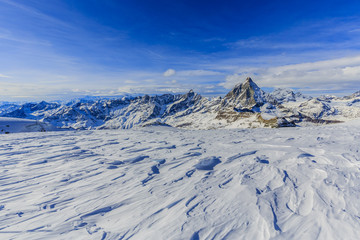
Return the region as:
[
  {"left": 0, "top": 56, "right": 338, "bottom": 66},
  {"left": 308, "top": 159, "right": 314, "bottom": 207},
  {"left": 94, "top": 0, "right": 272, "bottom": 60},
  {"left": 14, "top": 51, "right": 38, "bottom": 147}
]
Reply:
[
  {"left": 0, "top": 102, "right": 20, "bottom": 115},
  {"left": 1, "top": 78, "right": 359, "bottom": 131},
  {"left": 268, "top": 88, "right": 309, "bottom": 104},
  {"left": 222, "top": 77, "right": 267, "bottom": 111}
]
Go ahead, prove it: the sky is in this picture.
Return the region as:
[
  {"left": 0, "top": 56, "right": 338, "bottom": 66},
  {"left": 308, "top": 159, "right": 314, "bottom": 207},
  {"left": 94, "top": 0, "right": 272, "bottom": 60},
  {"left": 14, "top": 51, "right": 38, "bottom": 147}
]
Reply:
[{"left": 1, "top": 0, "right": 360, "bottom": 101}]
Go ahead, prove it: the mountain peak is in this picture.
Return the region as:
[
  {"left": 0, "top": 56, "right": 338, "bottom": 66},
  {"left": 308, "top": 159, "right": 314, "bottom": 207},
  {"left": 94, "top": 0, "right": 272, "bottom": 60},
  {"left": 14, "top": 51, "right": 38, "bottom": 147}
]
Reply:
[
  {"left": 223, "top": 77, "right": 266, "bottom": 110},
  {"left": 245, "top": 77, "right": 253, "bottom": 83}
]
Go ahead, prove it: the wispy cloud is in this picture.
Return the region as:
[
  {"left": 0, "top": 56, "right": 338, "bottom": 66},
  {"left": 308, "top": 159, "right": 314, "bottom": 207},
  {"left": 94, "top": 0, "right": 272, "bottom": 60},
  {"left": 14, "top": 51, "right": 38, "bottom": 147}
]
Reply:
[
  {"left": 0, "top": 73, "right": 10, "bottom": 78},
  {"left": 177, "top": 70, "right": 222, "bottom": 77},
  {"left": 0, "top": 0, "right": 73, "bottom": 29},
  {"left": 0, "top": 29, "right": 51, "bottom": 46},
  {"left": 229, "top": 37, "right": 323, "bottom": 50},
  {"left": 227, "top": 17, "right": 360, "bottom": 54}
]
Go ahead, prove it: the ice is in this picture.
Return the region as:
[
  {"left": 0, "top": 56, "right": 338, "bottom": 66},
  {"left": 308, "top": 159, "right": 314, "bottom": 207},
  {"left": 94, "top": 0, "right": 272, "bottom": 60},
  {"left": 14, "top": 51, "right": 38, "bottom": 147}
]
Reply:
[{"left": 0, "top": 120, "right": 360, "bottom": 239}]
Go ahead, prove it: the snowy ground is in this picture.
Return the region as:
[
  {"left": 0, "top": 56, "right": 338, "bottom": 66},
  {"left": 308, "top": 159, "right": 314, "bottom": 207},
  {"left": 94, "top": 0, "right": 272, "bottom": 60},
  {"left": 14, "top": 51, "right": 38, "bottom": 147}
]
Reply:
[
  {"left": 1, "top": 121, "right": 360, "bottom": 239},
  {"left": 0, "top": 117, "right": 56, "bottom": 134}
]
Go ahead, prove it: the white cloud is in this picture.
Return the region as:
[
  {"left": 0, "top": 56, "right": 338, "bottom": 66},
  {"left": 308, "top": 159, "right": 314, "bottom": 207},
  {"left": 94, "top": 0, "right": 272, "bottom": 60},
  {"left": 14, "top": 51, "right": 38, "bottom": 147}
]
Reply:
[
  {"left": 342, "top": 66, "right": 360, "bottom": 77},
  {"left": 117, "top": 85, "right": 186, "bottom": 95},
  {"left": 0, "top": 73, "right": 11, "bottom": 78},
  {"left": 230, "top": 37, "right": 323, "bottom": 50},
  {"left": 220, "top": 55, "right": 360, "bottom": 93},
  {"left": 163, "top": 69, "right": 176, "bottom": 77}
]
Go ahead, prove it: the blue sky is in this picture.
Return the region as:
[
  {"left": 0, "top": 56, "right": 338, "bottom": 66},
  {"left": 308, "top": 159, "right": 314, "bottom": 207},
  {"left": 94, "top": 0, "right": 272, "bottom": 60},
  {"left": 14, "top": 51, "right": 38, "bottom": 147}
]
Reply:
[{"left": 1, "top": 0, "right": 360, "bottom": 101}]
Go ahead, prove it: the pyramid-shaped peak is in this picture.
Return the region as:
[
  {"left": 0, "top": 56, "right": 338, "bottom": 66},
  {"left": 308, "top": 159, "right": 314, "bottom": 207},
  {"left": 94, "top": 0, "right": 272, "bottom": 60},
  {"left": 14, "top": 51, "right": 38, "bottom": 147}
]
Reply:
[
  {"left": 232, "top": 77, "right": 259, "bottom": 91},
  {"left": 223, "top": 77, "right": 266, "bottom": 110},
  {"left": 243, "top": 77, "right": 260, "bottom": 89},
  {"left": 245, "top": 77, "right": 253, "bottom": 82}
]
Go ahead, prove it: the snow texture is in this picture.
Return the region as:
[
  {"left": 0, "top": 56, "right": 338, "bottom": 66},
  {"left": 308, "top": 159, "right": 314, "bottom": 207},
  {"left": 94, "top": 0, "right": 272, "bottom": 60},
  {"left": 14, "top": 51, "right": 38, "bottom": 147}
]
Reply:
[{"left": 1, "top": 120, "right": 360, "bottom": 239}]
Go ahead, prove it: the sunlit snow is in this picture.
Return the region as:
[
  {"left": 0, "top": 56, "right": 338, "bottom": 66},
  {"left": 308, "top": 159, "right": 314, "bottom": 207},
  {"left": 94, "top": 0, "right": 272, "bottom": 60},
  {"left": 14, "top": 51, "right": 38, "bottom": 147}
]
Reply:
[{"left": 1, "top": 121, "right": 360, "bottom": 239}]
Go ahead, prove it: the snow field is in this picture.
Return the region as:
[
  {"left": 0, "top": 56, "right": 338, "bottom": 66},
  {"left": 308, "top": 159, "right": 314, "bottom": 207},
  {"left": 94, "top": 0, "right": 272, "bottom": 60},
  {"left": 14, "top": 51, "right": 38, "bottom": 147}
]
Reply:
[
  {"left": 0, "top": 117, "right": 54, "bottom": 134},
  {"left": 0, "top": 121, "right": 360, "bottom": 239}
]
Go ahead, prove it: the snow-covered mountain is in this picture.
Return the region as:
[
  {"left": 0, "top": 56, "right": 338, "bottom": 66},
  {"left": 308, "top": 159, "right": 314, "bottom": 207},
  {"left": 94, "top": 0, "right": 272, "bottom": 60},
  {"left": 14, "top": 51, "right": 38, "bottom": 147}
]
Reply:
[
  {"left": 0, "top": 102, "right": 20, "bottom": 115},
  {"left": 221, "top": 77, "right": 267, "bottom": 110},
  {"left": 1, "top": 77, "right": 359, "bottom": 131},
  {"left": 267, "top": 88, "right": 309, "bottom": 104}
]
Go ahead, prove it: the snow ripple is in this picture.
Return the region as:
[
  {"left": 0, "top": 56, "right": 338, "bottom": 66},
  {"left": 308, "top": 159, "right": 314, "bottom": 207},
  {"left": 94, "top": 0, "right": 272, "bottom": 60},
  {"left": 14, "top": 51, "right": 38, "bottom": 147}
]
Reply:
[{"left": 0, "top": 121, "right": 360, "bottom": 239}]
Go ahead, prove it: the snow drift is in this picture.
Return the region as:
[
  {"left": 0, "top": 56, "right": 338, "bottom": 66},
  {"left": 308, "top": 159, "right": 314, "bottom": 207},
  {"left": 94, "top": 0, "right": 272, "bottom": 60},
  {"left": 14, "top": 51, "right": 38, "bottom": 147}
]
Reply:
[{"left": 0, "top": 120, "right": 360, "bottom": 239}]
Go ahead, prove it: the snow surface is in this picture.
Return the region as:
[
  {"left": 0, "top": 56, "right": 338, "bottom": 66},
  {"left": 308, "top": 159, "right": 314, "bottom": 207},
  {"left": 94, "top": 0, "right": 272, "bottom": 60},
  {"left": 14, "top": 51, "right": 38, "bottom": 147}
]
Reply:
[
  {"left": 1, "top": 121, "right": 360, "bottom": 239},
  {"left": 0, "top": 117, "right": 57, "bottom": 134}
]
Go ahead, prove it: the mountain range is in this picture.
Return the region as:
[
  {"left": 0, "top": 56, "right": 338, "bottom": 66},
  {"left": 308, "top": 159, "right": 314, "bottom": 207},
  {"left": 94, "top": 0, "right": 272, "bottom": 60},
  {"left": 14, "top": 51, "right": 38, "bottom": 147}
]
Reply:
[{"left": 1, "top": 77, "right": 360, "bottom": 131}]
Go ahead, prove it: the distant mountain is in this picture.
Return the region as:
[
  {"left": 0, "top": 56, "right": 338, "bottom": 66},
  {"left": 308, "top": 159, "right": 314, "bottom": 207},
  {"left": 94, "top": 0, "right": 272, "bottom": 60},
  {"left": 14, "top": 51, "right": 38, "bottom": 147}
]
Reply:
[
  {"left": 0, "top": 102, "right": 20, "bottom": 115},
  {"left": 222, "top": 77, "right": 267, "bottom": 111},
  {"left": 268, "top": 88, "right": 309, "bottom": 104},
  {"left": 1, "top": 78, "right": 359, "bottom": 131}
]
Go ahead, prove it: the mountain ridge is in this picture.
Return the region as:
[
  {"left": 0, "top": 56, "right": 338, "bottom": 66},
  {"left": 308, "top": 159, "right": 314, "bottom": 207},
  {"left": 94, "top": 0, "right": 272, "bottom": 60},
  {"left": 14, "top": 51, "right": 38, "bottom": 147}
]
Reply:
[{"left": 1, "top": 78, "right": 359, "bottom": 132}]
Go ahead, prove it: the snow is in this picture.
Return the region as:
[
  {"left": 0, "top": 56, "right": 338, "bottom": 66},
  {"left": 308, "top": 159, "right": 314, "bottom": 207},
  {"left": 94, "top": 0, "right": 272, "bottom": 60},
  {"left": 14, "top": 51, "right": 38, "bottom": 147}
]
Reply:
[
  {"left": 1, "top": 120, "right": 360, "bottom": 239},
  {"left": 0, "top": 117, "right": 57, "bottom": 134},
  {"left": 1, "top": 78, "right": 359, "bottom": 130}
]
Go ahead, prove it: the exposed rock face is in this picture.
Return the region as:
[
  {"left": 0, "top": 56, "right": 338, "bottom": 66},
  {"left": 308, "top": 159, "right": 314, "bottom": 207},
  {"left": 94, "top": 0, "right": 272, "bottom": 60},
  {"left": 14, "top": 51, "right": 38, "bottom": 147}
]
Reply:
[
  {"left": 222, "top": 77, "right": 267, "bottom": 111},
  {"left": 165, "top": 90, "right": 203, "bottom": 116}
]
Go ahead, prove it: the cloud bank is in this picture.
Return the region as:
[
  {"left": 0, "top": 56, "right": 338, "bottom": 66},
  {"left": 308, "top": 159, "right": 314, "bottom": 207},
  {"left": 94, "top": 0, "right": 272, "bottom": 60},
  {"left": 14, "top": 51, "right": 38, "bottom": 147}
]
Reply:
[{"left": 221, "top": 55, "right": 360, "bottom": 94}]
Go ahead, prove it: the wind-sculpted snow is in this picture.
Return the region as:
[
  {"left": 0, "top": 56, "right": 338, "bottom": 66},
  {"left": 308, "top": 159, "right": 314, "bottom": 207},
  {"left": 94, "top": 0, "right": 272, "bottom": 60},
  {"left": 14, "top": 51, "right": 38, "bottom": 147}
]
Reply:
[{"left": 1, "top": 121, "right": 360, "bottom": 239}]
